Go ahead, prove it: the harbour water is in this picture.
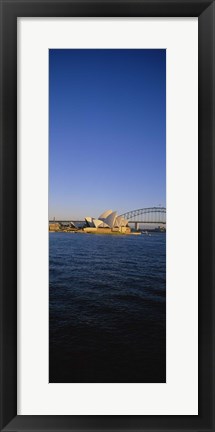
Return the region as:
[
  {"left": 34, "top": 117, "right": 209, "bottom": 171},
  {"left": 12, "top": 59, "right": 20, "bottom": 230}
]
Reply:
[{"left": 49, "top": 232, "right": 166, "bottom": 383}]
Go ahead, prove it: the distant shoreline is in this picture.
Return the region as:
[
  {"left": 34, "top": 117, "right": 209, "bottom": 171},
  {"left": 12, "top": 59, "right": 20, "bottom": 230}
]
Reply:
[
  {"left": 49, "top": 229, "right": 141, "bottom": 236},
  {"left": 49, "top": 229, "right": 166, "bottom": 235}
]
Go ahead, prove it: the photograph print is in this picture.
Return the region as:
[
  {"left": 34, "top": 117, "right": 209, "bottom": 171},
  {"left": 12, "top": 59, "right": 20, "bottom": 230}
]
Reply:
[{"left": 49, "top": 49, "right": 166, "bottom": 383}]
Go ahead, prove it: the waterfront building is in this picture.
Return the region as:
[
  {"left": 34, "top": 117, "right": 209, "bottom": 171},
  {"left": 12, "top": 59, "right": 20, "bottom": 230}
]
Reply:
[
  {"left": 84, "top": 210, "right": 131, "bottom": 233},
  {"left": 49, "top": 222, "right": 61, "bottom": 231}
]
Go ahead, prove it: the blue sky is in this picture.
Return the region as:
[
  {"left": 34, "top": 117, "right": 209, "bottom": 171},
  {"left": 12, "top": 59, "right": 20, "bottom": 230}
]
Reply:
[{"left": 49, "top": 49, "right": 166, "bottom": 220}]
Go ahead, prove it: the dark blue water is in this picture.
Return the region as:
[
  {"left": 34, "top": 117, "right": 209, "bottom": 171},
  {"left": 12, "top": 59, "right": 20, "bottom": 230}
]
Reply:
[{"left": 49, "top": 232, "right": 166, "bottom": 383}]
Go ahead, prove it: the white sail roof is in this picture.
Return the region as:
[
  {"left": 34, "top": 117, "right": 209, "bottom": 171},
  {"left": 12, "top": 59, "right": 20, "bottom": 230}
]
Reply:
[
  {"left": 70, "top": 221, "right": 77, "bottom": 228},
  {"left": 115, "top": 216, "right": 128, "bottom": 227},
  {"left": 104, "top": 211, "right": 117, "bottom": 228},
  {"left": 114, "top": 216, "right": 121, "bottom": 227},
  {"left": 93, "top": 219, "right": 103, "bottom": 228},
  {"left": 85, "top": 216, "right": 94, "bottom": 227},
  {"left": 98, "top": 209, "right": 113, "bottom": 220}
]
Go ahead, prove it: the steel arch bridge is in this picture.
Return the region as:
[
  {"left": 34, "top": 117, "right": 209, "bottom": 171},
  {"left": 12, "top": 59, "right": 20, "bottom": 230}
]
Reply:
[{"left": 119, "top": 207, "right": 166, "bottom": 224}]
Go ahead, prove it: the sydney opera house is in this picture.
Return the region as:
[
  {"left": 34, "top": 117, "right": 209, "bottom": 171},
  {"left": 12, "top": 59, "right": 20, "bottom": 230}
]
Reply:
[{"left": 84, "top": 210, "right": 131, "bottom": 234}]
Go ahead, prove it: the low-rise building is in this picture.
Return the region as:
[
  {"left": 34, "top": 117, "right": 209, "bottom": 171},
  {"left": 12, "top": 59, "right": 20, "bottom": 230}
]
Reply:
[{"left": 49, "top": 222, "right": 61, "bottom": 231}]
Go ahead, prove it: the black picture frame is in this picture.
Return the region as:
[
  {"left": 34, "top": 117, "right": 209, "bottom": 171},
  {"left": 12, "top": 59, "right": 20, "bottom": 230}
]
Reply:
[{"left": 0, "top": 0, "right": 214, "bottom": 431}]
